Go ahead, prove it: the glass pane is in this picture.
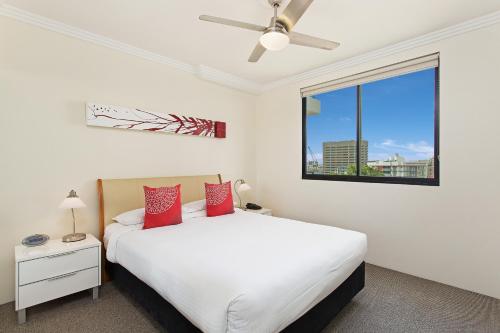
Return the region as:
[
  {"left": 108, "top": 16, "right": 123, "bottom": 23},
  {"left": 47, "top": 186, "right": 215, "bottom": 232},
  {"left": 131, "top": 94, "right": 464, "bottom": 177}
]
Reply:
[
  {"left": 305, "top": 86, "right": 358, "bottom": 176},
  {"left": 361, "top": 68, "right": 436, "bottom": 178}
]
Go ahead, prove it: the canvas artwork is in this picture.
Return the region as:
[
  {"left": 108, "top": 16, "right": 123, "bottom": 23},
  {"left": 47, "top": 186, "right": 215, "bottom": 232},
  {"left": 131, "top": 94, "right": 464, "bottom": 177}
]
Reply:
[{"left": 86, "top": 103, "right": 226, "bottom": 138}]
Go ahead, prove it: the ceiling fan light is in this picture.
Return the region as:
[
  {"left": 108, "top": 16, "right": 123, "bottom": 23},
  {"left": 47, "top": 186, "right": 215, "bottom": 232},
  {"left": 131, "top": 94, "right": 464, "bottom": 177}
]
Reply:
[{"left": 259, "top": 31, "right": 289, "bottom": 51}]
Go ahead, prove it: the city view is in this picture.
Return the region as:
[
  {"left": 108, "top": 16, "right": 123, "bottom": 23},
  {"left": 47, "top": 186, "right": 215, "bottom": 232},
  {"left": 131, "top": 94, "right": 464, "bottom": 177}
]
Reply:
[
  {"left": 306, "top": 140, "right": 435, "bottom": 178},
  {"left": 305, "top": 68, "right": 436, "bottom": 179}
]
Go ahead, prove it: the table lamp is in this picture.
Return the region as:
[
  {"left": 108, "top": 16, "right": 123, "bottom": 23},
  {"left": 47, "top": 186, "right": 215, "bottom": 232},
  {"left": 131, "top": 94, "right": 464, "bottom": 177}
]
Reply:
[
  {"left": 234, "top": 179, "right": 251, "bottom": 209},
  {"left": 59, "top": 190, "right": 86, "bottom": 242}
]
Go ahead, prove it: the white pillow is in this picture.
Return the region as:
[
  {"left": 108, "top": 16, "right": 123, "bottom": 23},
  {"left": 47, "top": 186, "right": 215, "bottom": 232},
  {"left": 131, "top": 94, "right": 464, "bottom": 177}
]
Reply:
[
  {"left": 182, "top": 199, "right": 206, "bottom": 214},
  {"left": 112, "top": 208, "right": 145, "bottom": 225}
]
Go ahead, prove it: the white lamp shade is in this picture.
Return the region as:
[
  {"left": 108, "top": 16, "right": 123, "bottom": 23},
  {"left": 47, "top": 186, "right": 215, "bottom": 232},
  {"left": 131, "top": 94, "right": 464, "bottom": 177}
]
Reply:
[
  {"left": 259, "top": 31, "right": 289, "bottom": 51},
  {"left": 59, "top": 197, "right": 86, "bottom": 209},
  {"left": 237, "top": 183, "right": 251, "bottom": 193}
]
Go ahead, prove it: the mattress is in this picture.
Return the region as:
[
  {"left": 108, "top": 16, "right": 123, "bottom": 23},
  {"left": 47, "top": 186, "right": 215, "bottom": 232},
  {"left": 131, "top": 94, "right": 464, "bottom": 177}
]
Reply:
[{"left": 105, "top": 209, "right": 367, "bottom": 333}]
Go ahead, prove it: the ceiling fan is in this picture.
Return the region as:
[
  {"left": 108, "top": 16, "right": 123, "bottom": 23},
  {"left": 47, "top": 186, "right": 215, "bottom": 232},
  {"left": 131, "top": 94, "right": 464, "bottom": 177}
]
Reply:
[{"left": 199, "top": 0, "right": 339, "bottom": 63}]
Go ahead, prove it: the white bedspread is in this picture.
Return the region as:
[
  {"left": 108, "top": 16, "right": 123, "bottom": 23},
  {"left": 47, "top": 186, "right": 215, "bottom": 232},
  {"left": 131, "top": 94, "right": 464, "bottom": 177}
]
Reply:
[{"left": 105, "top": 210, "right": 367, "bottom": 333}]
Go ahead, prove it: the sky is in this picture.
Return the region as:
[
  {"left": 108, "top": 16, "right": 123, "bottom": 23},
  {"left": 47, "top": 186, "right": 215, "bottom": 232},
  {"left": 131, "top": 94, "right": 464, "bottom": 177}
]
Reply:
[{"left": 306, "top": 68, "right": 436, "bottom": 162}]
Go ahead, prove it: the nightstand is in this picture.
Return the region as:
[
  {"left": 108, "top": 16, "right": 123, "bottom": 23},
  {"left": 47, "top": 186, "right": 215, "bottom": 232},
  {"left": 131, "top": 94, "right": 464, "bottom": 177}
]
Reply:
[
  {"left": 245, "top": 207, "right": 272, "bottom": 216},
  {"left": 15, "top": 234, "right": 101, "bottom": 324}
]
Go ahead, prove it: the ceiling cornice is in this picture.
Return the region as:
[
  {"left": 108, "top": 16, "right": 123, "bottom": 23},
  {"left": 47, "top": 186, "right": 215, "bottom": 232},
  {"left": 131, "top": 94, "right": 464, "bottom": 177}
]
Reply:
[
  {"left": 0, "top": 4, "right": 262, "bottom": 95},
  {"left": 262, "top": 9, "right": 500, "bottom": 91},
  {"left": 195, "top": 65, "right": 262, "bottom": 95},
  {"left": 1, "top": 4, "right": 500, "bottom": 95},
  {"left": 0, "top": 4, "right": 196, "bottom": 74}
]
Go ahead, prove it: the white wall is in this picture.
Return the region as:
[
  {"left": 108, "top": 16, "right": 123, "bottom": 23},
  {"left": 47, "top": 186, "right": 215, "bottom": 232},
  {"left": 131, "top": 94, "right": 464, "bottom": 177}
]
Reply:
[
  {"left": 2, "top": 13, "right": 499, "bottom": 307},
  {"left": 255, "top": 23, "right": 500, "bottom": 299},
  {"left": 0, "top": 17, "right": 256, "bottom": 305}
]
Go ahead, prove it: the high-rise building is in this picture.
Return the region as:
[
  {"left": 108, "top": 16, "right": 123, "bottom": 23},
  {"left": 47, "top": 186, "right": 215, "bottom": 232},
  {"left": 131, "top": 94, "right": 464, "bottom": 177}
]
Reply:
[{"left": 323, "top": 140, "right": 368, "bottom": 175}]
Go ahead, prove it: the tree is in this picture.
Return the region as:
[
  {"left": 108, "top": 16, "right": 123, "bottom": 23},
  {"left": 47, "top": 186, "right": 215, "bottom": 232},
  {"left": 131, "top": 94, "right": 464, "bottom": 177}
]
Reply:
[
  {"left": 361, "top": 165, "right": 384, "bottom": 176},
  {"left": 345, "top": 164, "right": 384, "bottom": 176},
  {"left": 346, "top": 164, "right": 357, "bottom": 175}
]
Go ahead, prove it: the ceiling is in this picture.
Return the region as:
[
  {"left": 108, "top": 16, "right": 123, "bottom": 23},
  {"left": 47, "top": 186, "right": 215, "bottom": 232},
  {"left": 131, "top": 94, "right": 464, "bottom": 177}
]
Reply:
[{"left": 4, "top": 0, "right": 500, "bottom": 83}]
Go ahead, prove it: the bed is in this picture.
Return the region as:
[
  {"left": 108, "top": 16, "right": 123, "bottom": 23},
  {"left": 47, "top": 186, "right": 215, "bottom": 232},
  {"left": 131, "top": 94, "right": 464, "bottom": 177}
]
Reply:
[{"left": 98, "top": 174, "right": 366, "bottom": 333}]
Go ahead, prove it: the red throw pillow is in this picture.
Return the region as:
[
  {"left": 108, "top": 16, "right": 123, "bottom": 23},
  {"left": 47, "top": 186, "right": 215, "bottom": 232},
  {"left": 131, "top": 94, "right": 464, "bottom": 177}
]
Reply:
[
  {"left": 205, "top": 181, "right": 235, "bottom": 217},
  {"left": 143, "top": 184, "right": 182, "bottom": 229}
]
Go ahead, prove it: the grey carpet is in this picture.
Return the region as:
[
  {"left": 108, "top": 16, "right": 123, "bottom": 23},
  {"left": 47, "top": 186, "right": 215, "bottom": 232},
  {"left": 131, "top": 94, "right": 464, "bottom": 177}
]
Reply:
[{"left": 1, "top": 264, "right": 498, "bottom": 333}]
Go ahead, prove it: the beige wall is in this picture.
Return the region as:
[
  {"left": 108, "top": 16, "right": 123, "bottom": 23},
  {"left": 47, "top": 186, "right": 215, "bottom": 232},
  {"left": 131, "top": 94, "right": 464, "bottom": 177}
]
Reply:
[
  {"left": 255, "top": 24, "right": 500, "bottom": 299},
  {"left": 0, "top": 17, "right": 256, "bottom": 304},
  {"left": 2, "top": 14, "right": 499, "bottom": 306}
]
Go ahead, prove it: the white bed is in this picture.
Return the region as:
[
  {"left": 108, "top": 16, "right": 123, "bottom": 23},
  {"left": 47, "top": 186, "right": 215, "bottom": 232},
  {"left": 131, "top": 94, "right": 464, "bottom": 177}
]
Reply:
[{"left": 105, "top": 209, "right": 367, "bottom": 333}]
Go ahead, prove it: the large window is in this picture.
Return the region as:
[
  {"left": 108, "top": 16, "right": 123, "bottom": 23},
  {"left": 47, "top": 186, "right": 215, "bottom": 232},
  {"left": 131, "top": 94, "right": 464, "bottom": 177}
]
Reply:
[{"left": 302, "top": 54, "right": 439, "bottom": 186}]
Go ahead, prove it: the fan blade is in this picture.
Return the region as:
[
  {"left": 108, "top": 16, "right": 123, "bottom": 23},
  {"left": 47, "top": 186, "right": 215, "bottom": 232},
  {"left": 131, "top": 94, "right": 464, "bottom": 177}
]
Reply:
[
  {"left": 289, "top": 31, "right": 339, "bottom": 50},
  {"left": 278, "top": 0, "right": 314, "bottom": 31},
  {"left": 248, "top": 43, "right": 266, "bottom": 62},
  {"left": 199, "top": 15, "right": 267, "bottom": 32}
]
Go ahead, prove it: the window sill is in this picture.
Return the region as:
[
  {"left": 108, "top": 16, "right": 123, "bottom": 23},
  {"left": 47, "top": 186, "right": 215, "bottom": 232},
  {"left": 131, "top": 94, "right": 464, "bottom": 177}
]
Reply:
[{"left": 302, "top": 174, "right": 439, "bottom": 186}]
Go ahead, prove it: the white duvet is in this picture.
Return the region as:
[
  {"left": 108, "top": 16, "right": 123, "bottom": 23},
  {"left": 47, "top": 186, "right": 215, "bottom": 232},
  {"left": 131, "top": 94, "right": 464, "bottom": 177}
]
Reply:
[{"left": 105, "top": 209, "right": 367, "bottom": 333}]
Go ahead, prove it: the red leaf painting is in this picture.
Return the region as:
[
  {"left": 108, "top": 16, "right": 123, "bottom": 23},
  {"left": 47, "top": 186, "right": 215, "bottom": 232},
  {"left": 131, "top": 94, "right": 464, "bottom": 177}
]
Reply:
[{"left": 86, "top": 103, "right": 226, "bottom": 138}]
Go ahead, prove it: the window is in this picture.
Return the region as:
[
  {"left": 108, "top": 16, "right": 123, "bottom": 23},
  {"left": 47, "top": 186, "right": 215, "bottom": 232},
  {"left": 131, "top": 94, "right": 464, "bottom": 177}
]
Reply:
[{"left": 302, "top": 54, "right": 439, "bottom": 186}]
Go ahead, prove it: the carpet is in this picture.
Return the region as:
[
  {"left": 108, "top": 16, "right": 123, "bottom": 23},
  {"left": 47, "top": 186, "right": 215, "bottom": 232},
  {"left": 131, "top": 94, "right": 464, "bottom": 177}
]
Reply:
[{"left": 1, "top": 264, "right": 498, "bottom": 333}]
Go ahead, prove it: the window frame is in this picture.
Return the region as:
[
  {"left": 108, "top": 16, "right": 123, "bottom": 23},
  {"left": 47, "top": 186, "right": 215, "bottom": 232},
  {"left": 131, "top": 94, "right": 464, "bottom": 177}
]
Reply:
[{"left": 301, "top": 66, "right": 440, "bottom": 186}]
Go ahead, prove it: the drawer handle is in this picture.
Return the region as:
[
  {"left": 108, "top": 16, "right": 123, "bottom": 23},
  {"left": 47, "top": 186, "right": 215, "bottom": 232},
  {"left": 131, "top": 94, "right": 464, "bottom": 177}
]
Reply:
[
  {"left": 47, "top": 272, "right": 77, "bottom": 281},
  {"left": 46, "top": 251, "right": 76, "bottom": 259}
]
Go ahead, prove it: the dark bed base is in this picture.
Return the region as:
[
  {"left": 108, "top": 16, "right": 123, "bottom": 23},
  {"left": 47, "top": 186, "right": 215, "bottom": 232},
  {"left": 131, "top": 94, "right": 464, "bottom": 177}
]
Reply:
[{"left": 106, "top": 261, "right": 365, "bottom": 333}]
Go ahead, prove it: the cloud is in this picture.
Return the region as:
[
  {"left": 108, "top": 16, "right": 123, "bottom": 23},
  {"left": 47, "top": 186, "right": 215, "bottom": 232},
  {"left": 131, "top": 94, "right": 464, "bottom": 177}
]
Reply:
[
  {"left": 339, "top": 116, "right": 352, "bottom": 122},
  {"left": 374, "top": 139, "right": 434, "bottom": 159}
]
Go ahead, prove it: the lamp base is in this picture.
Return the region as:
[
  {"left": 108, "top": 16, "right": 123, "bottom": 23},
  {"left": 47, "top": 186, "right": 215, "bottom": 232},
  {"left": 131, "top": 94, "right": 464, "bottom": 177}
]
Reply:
[{"left": 62, "top": 233, "right": 86, "bottom": 243}]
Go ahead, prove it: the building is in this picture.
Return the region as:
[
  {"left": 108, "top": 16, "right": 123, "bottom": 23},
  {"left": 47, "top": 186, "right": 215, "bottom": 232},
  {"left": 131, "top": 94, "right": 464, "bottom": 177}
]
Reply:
[
  {"left": 323, "top": 140, "right": 368, "bottom": 175},
  {"left": 367, "top": 154, "right": 434, "bottom": 178},
  {"left": 306, "top": 161, "right": 323, "bottom": 174},
  {"left": 306, "top": 96, "right": 321, "bottom": 115}
]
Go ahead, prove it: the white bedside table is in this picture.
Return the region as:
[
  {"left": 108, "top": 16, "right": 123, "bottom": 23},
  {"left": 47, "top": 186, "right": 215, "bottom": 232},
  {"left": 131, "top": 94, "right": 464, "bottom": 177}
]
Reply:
[
  {"left": 15, "top": 234, "right": 101, "bottom": 324},
  {"left": 245, "top": 207, "right": 272, "bottom": 216}
]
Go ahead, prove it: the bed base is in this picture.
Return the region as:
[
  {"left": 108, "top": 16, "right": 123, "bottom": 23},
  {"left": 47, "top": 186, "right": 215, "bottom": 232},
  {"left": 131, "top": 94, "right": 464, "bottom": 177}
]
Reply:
[{"left": 106, "top": 261, "right": 365, "bottom": 333}]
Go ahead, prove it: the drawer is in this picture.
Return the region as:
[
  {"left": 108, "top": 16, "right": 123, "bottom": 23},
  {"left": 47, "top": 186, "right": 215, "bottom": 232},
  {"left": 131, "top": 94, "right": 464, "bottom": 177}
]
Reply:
[
  {"left": 18, "top": 246, "right": 98, "bottom": 286},
  {"left": 18, "top": 267, "right": 98, "bottom": 309}
]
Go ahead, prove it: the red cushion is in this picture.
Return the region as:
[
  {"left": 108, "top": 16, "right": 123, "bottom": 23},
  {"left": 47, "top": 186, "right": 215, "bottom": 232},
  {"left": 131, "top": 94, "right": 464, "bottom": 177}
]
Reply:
[
  {"left": 205, "top": 181, "right": 235, "bottom": 217},
  {"left": 143, "top": 184, "right": 182, "bottom": 229}
]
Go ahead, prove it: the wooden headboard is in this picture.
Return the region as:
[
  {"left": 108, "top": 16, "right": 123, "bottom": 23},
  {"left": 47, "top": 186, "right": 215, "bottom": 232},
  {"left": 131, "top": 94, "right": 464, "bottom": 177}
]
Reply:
[{"left": 97, "top": 174, "right": 221, "bottom": 243}]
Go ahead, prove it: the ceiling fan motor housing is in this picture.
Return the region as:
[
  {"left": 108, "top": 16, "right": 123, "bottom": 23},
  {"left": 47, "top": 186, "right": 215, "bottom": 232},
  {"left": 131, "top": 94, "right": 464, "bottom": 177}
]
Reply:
[{"left": 268, "top": 0, "right": 285, "bottom": 7}]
